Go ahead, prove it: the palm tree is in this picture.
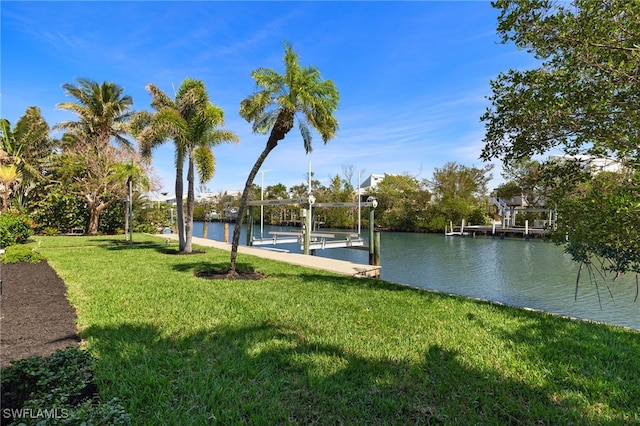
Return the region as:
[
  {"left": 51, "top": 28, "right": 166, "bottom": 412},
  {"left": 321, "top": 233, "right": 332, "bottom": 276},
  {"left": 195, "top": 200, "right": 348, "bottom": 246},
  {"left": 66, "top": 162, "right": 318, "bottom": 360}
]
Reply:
[
  {"left": 229, "top": 43, "right": 339, "bottom": 274},
  {"left": 56, "top": 78, "right": 134, "bottom": 151},
  {"left": 0, "top": 107, "right": 56, "bottom": 208},
  {"left": 136, "top": 79, "right": 238, "bottom": 253},
  {"left": 55, "top": 79, "right": 135, "bottom": 234}
]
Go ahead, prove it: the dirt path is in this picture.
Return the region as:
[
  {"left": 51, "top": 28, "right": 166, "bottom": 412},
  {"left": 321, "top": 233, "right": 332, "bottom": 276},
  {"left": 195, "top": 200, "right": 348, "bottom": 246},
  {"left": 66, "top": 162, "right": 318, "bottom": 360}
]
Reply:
[{"left": 0, "top": 262, "right": 79, "bottom": 368}]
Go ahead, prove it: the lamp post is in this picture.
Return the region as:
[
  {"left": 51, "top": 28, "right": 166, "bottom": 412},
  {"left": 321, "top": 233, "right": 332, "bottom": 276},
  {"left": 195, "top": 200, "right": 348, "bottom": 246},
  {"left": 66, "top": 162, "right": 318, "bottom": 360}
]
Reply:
[{"left": 128, "top": 178, "right": 133, "bottom": 243}]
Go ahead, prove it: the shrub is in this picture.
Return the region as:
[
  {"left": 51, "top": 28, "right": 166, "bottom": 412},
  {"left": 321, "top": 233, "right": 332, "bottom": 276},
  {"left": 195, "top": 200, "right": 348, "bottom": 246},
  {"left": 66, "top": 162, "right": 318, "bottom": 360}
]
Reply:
[
  {"left": 2, "top": 244, "right": 45, "bottom": 264},
  {"left": 42, "top": 226, "right": 59, "bottom": 236},
  {"left": 1, "top": 347, "right": 131, "bottom": 425},
  {"left": 29, "top": 187, "right": 87, "bottom": 235},
  {"left": 0, "top": 211, "right": 36, "bottom": 247}
]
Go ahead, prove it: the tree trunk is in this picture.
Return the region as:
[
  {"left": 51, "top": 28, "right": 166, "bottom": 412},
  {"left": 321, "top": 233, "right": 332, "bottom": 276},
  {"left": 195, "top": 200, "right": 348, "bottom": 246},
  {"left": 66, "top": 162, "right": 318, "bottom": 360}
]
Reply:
[
  {"left": 87, "top": 209, "right": 100, "bottom": 235},
  {"left": 184, "top": 155, "right": 195, "bottom": 253},
  {"left": 229, "top": 144, "right": 277, "bottom": 273},
  {"left": 175, "top": 164, "right": 186, "bottom": 251},
  {"left": 87, "top": 198, "right": 112, "bottom": 235},
  {"left": 229, "top": 112, "right": 293, "bottom": 273},
  {"left": 0, "top": 193, "right": 8, "bottom": 211}
]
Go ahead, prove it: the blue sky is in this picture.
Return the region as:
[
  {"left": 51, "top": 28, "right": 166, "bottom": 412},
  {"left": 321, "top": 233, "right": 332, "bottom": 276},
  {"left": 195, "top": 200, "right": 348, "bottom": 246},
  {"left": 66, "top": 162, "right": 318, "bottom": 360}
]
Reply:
[{"left": 1, "top": 1, "right": 535, "bottom": 197}]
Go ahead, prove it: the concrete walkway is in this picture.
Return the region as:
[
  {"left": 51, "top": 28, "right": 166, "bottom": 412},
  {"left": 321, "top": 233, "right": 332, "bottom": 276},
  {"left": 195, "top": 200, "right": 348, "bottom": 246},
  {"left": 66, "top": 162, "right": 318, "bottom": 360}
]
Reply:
[{"left": 164, "top": 234, "right": 381, "bottom": 278}]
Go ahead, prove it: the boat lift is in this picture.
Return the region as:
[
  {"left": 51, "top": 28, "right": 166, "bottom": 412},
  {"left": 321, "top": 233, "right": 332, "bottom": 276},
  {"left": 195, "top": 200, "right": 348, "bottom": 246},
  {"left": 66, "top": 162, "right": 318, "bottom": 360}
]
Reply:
[{"left": 245, "top": 195, "right": 378, "bottom": 258}]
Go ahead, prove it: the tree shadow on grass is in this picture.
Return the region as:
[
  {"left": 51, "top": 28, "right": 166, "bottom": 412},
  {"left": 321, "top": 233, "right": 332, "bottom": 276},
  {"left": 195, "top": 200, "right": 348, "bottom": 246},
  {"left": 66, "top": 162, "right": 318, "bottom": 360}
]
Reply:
[
  {"left": 170, "top": 260, "right": 257, "bottom": 274},
  {"left": 485, "top": 305, "right": 640, "bottom": 416},
  {"left": 80, "top": 317, "right": 636, "bottom": 425}
]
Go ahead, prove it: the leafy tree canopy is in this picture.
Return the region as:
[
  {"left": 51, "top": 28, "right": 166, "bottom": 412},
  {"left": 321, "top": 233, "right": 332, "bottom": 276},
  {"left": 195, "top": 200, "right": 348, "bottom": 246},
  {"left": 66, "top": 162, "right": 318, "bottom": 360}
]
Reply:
[
  {"left": 428, "top": 162, "right": 493, "bottom": 203},
  {"left": 482, "top": 0, "right": 640, "bottom": 166},
  {"left": 482, "top": 0, "right": 640, "bottom": 279}
]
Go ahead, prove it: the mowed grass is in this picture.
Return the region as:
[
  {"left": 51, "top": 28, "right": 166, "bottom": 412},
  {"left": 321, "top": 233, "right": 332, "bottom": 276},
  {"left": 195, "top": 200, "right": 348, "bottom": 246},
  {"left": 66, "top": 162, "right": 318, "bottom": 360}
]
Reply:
[{"left": 35, "top": 235, "right": 640, "bottom": 425}]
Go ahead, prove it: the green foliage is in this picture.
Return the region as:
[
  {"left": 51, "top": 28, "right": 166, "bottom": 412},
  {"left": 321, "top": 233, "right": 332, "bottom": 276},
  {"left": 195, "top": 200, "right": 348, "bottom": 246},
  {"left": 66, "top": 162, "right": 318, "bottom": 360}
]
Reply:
[
  {"left": 500, "top": 159, "right": 546, "bottom": 206},
  {"left": 55, "top": 79, "right": 144, "bottom": 236},
  {"left": 1, "top": 347, "right": 131, "bottom": 425},
  {"left": 63, "top": 397, "right": 131, "bottom": 425},
  {"left": 483, "top": 1, "right": 640, "bottom": 164},
  {"left": 369, "top": 168, "right": 492, "bottom": 232},
  {"left": 30, "top": 182, "right": 88, "bottom": 234},
  {"left": 57, "top": 79, "right": 133, "bottom": 150},
  {"left": 315, "top": 174, "right": 356, "bottom": 228},
  {"left": 468, "top": 205, "right": 490, "bottom": 226},
  {"left": 0, "top": 107, "right": 57, "bottom": 209},
  {"left": 134, "top": 204, "right": 171, "bottom": 233},
  {"left": 428, "top": 162, "right": 493, "bottom": 229},
  {"left": 0, "top": 211, "right": 35, "bottom": 247},
  {"left": 30, "top": 184, "right": 148, "bottom": 236},
  {"left": 482, "top": 1, "right": 640, "bottom": 277},
  {"left": 435, "top": 198, "right": 472, "bottom": 226},
  {"left": 426, "top": 213, "right": 448, "bottom": 232},
  {"left": 496, "top": 181, "right": 522, "bottom": 200},
  {"left": 98, "top": 200, "right": 125, "bottom": 235},
  {"left": 551, "top": 170, "right": 640, "bottom": 275},
  {"left": 42, "top": 227, "right": 59, "bottom": 236},
  {"left": 2, "top": 244, "right": 45, "bottom": 263},
  {"left": 371, "top": 174, "right": 427, "bottom": 231},
  {"left": 193, "top": 197, "right": 218, "bottom": 222},
  {"left": 430, "top": 162, "right": 493, "bottom": 203}
]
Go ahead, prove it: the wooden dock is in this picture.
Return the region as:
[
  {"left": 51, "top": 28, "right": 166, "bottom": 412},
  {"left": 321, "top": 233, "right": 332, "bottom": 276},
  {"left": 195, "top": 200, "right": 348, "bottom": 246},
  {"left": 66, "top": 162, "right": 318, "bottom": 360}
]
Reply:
[{"left": 450, "top": 225, "right": 548, "bottom": 239}]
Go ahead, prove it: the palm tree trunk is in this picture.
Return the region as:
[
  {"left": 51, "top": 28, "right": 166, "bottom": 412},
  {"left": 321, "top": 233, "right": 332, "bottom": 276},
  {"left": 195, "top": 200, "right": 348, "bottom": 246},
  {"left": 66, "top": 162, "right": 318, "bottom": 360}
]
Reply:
[
  {"left": 229, "top": 113, "right": 292, "bottom": 273},
  {"left": 184, "top": 155, "right": 195, "bottom": 253},
  {"left": 229, "top": 144, "right": 277, "bottom": 273},
  {"left": 175, "top": 165, "right": 186, "bottom": 251}
]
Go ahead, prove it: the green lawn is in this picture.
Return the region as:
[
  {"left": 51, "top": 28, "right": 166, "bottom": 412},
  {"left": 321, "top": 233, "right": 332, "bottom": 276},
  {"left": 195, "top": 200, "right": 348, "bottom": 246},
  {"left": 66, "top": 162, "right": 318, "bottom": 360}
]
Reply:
[{"left": 35, "top": 235, "right": 640, "bottom": 425}]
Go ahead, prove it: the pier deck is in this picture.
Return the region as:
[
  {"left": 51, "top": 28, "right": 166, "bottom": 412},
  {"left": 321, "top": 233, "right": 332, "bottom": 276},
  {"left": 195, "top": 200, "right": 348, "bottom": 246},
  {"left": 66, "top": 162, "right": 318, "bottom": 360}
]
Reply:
[
  {"left": 163, "top": 234, "right": 381, "bottom": 278},
  {"left": 452, "top": 225, "right": 548, "bottom": 239}
]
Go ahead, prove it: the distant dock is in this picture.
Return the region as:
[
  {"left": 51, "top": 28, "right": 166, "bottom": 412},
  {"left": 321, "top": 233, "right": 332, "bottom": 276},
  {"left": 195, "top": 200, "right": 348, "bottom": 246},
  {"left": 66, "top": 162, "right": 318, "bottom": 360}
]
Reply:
[{"left": 450, "top": 224, "right": 548, "bottom": 239}]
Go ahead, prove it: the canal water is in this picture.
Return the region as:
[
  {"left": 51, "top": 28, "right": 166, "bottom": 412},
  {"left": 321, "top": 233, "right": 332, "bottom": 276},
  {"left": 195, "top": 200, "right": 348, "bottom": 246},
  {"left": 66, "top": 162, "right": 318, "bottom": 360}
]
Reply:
[{"left": 193, "top": 222, "right": 639, "bottom": 330}]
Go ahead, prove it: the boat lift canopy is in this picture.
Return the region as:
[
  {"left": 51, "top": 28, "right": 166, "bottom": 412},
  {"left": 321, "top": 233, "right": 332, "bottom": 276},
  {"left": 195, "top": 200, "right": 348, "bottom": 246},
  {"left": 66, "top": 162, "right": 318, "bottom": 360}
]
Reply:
[{"left": 246, "top": 198, "right": 376, "bottom": 252}]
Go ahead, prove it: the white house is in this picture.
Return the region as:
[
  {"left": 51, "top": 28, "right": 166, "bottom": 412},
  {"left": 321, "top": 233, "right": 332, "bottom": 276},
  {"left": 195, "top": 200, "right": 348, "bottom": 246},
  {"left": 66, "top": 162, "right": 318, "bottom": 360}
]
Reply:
[
  {"left": 548, "top": 154, "right": 624, "bottom": 174},
  {"left": 357, "top": 173, "right": 386, "bottom": 200}
]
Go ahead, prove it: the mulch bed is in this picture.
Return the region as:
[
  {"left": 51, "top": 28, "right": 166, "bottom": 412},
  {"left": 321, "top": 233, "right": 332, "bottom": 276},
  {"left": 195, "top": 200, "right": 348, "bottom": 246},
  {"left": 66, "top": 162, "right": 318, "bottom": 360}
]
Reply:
[
  {"left": 1, "top": 261, "right": 79, "bottom": 368},
  {"left": 0, "top": 259, "right": 266, "bottom": 368}
]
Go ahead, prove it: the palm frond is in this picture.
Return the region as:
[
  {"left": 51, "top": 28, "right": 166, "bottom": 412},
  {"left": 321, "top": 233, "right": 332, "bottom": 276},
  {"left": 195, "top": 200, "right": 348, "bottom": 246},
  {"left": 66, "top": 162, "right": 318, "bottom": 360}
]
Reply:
[
  {"left": 298, "top": 120, "right": 313, "bottom": 153},
  {"left": 239, "top": 42, "right": 340, "bottom": 155},
  {"left": 240, "top": 90, "right": 274, "bottom": 123},
  {"left": 252, "top": 67, "right": 286, "bottom": 93},
  {"left": 193, "top": 145, "right": 215, "bottom": 183},
  {"left": 206, "top": 129, "right": 239, "bottom": 147},
  {"left": 0, "top": 119, "right": 11, "bottom": 148},
  {"left": 203, "top": 104, "right": 225, "bottom": 126},
  {"left": 146, "top": 84, "right": 175, "bottom": 111},
  {"left": 253, "top": 110, "right": 280, "bottom": 134},
  {"left": 129, "top": 111, "right": 153, "bottom": 137}
]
